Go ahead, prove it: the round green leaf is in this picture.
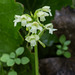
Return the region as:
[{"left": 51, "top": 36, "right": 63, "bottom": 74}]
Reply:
[
  {"left": 63, "top": 46, "right": 68, "bottom": 50},
  {"left": 64, "top": 52, "right": 71, "bottom": 58},
  {"left": 56, "top": 50, "right": 63, "bottom": 55},
  {"left": 56, "top": 45, "right": 61, "bottom": 49},
  {"left": 10, "top": 52, "right": 15, "bottom": 58},
  {"left": 16, "top": 47, "right": 24, "bottom": 56},
  {"left": 8, "top": 70, "right": 17, "bottom": 75},
  {"left": 14, "top": 58, "right": 21, "bottom": 65},
  {"left": 59, "top": 35, "right": 66, "bottom": 44},
  {"left": 7, "top": 59, "right": 15, "bottom": 66},
  {"left": 0, "top": 54, "right": 10, "bottom": 62},
  {"left": 21, "top": 57, "right": 30, "bottom": 65},
  {"left": 64, "top": 41, "right": 71, "bottom": 46}
]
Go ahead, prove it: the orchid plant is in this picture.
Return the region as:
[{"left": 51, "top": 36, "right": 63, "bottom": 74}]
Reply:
[
  {"left": 13, "top": 6, "right": 57, "bottom": 75},
  {"left": 14, "top": 6, "right": 57, "bottom": 47}
]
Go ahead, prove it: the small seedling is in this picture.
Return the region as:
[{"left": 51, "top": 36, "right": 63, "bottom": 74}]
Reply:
[
  {"left": 0, "top": 47, "right": 30, "bottom": 75},
  {"left": 56, "top": 35, "right": 71, "bottom": 58}
]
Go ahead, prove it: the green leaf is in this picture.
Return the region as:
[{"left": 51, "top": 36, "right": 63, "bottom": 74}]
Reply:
[
  {"left": 56, "top": 50, "right": 63, "bottom": 55},
  {"left": 14, "top": 58, "right": 21, "bottom": 65},
  {"left": 0, "top": 0, "right": 24, "bottom": 55},
  {"left": 8, "top": 70, "right": 17, "bottom": 75},
  {"left": 64, "top": 51, "right": 71, "bottom": 58},
  {"left": 7, "top": 59, "right": 15, "bottom": 66},
  {"left": 56, "top": 45, "right": 62, "bottom": 49},
  {"left": 10, "top": 52, "right": 16, "bottom": 58},
  {"left": 40, "top": 31, "right": 58, "bottom": 47},
  {"left": 63, "top": 46, "right": 68, "bottom": 50},
  {"left": 59, "top": 35, "right": 66, "bottom": 44},
  {"left": 0, "top": 54, "right": 10, "bottom": 62},
  {"left": 21, "top": 57, "right": 30, "bottom": 65},
  {"left": 64, "top": 40, "right": 71, "bottom": 46},
  {"left": 16, "top": 47, "right": 24, "bottom": 56}
]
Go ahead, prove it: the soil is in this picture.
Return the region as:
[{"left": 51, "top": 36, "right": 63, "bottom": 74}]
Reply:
[{"left": 39, "top": 57, "right": 75, "bottom": 75}]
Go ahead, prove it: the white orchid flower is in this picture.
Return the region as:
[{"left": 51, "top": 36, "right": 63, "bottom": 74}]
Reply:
[
  {"left": 13, "top": 14, "right": 32, "bottom": 27},
  {"left": 45, "top": 23, "right": 57, "bottom": 34},
  {"left": 25, "top": 35, "right": 39, "bottom": 46},
  {"left": 26, "top": 22, "right": 43, "bottom": 34},
  {"left": 37, "top": 11, "right": 49, "bottom": 22},
  {"left": 42, "top": 6, "right": 52, "bottom": 16},
  {"left": 13, "top": 15, "right": 21, "bottom": 27}
]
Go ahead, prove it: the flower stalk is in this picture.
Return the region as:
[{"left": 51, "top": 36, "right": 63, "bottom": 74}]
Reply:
[{"left": 34, "top": 43, "right": 39, "bottom": 75}]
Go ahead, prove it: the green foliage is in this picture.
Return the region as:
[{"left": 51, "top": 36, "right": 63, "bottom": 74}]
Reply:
[
  {"left": 21, "top": 57, "right": 30, "bottom": 65},
  {"left": 0, "top": 47, "right": 30, "bottom": 74},
  {"left": 40, "top": 31, "right": 58, "bottom": 47},
  {"left": 10, "top": 52, "right": 16, "bottom": 58},
  {"left": 64, "top": 41, "right": 71, "bottom": 46},
  {"left": 56, "top": 35, "right": 71, "bottom": 58},
  {"left": 8, "top": 70, "right": 17, "bottom": 75},
  {"left": 16, "top": 47, "right": 24, "bottom": 56},
  {"left": 0, "top": 47, "right": 29, "bottom": 65},
  {"left": 14, "top": 58, "right": 21, "bottom": 65},
  {"left": 0, "top": 0, "right": 24, "bottom": 55},
  {"left": 0, "top": 54, "right": 10, "bottom": 62},
  {"left": 63, "top": 46, "right": 68, "bottom": 50},
  {"left": 7, "top": 59, "right": 15, "bottom": 66},
  {"left": 15, "top": 47, "right": 35, "bottom": 75},
  {"left": 56, "top": 45, "right": 62, "bottom": 49},
  {"left": 56, "top": 50, "right": 63, "bottom": 55},
  {"left": 64, "top": 52, "right": 71, "bottom": 58},
  {"left": 59, "top": 35, "right": 66, "bottom": 44}
]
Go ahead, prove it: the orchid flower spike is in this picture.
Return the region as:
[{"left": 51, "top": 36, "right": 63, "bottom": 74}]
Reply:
[{"left": 13, "top": 5, "right": 57, "bottom": 48}]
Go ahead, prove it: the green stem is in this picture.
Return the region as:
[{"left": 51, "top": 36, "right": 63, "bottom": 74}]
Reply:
[
  {"left": 0, "top": 62, "right": 5, "bottom": 75},
  {"left": 38, "top": 29, "right": 44, "bottom": 37},
  {"left": 34, "top": 43, "right": 39, "bottom": 75},
  {"left": 72, "top": 0, "right": 75, "bottom": 8}
]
